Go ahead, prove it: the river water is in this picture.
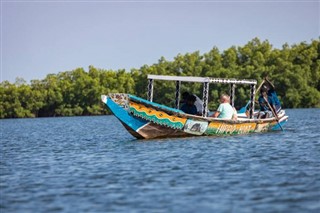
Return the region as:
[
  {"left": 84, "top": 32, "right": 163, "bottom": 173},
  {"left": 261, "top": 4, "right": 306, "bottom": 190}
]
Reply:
[{"left": 1, "top": 109, "right": 319, "bottom": 212}]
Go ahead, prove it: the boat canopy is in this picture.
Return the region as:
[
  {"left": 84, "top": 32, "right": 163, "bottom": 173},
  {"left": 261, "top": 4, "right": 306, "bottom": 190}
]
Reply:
[
  {"left": 147, "top": 75, "right": 257, "bottom": 85},
  {"left": 147, "top": 75, "right": 257, "bottom": 118}
]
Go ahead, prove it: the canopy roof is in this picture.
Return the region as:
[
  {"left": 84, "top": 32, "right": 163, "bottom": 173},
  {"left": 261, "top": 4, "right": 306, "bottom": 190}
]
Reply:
[{"left": 147, "top": 74, "right": 257, "bottom": 85}]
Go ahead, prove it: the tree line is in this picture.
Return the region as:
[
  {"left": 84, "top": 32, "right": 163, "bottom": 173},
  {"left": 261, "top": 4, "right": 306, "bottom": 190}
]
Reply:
[{"left": 1, "top": 38, "right": 319, "bottom": 118}]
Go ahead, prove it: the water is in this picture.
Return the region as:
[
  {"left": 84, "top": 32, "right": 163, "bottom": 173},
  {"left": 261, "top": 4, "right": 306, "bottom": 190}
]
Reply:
[{"left": 1, "top": 109, "right": 319, "bottom": 213}]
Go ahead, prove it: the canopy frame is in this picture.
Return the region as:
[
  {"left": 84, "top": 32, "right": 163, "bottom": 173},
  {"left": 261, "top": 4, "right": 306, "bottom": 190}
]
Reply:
[{"left": 147, "top": 74, "right": 257, "bottom": 118}]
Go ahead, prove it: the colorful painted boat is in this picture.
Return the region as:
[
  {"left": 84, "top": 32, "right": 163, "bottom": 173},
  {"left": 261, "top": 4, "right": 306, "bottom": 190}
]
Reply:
[{"left": 101, "top": 75, "right": 288, "bottom": 139}]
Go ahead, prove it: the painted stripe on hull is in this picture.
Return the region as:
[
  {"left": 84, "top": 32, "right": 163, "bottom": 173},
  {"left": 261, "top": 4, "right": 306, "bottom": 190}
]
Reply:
[
  {"left": 206, "top": 121, "right": 257, "bottom": 135},
  {"left": 129, "top": 101, "right": 187, "bottom": 129}
]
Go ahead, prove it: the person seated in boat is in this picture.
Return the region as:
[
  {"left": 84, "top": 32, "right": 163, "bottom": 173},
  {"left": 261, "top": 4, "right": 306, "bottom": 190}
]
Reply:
[
  {"left": 211, "top": 94, "right": 237, "bottom": 120},
  {"left": 181, "top": 92, "right": 190, "bottom": 105},
  {"left": 180, "top": 94, "right": 198, "bottom": 115},
  {"left": 181, "top": 92, "right": 204, "bottom": 115},
  {"left": 194, "top": 94, "right": 204, "bottom": 115},
  {"left": 257, "top": 87, "right": 274, "bottom": 118},
  {"left": 264, "top": 77, "right": 282, "bottom": 114}
]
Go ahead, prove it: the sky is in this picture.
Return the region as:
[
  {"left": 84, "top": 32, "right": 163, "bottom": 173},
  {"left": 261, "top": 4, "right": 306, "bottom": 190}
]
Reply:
[{"left": 1, "top": 0, "right": 319, "bottom": 83}]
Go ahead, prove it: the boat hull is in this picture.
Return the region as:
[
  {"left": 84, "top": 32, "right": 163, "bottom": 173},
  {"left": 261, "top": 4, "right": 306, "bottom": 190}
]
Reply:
[{"left": 101, "top": 94, "right": 288, "bottom": 139}]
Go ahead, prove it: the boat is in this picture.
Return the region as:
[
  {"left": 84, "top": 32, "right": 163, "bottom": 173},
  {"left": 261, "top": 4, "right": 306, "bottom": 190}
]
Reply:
[{"left": 101, "top": 75, "right": 288, "bottom": 139}]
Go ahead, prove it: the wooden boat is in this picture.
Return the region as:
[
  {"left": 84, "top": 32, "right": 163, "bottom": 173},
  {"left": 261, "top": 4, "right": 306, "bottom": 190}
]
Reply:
[{"left": 101, "top": 75, "right": 288, "bottom": 139}]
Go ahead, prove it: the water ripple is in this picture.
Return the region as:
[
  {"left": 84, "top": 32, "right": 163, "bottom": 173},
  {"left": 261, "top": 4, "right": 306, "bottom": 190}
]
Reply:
[{"left": 1, "top": 110, "right": 320, "bottom": 212}]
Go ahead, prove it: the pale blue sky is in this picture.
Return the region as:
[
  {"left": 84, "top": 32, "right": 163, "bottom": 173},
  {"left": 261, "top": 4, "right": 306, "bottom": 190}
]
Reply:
[{"left": 1, "top": 0, "right": 319, "bottom": 83}]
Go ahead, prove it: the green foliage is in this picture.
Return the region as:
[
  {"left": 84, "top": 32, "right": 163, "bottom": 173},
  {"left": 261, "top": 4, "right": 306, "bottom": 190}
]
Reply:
[{"left": 0, "top": 38, "right": 319, "bottom": 118}]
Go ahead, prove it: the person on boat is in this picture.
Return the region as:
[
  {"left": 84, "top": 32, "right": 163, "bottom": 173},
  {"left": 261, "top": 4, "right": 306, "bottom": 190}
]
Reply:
[
  {"left": 181, "top": 92, "right": 204, "bottom": 115},
  {"left": 194, "top": 95, "right": 204, "bottom": 115},
  {"left": 257, "top": 87, "right": 274, "bottom": 118},
  {"left": 211, "top": 94, "right": 237, "bottom": 120},
  {"left": 181, "top": 92, "right": 190, "bottom": 104},
  {"left": 264, "top": 77, "right": 282, "bottom": 114},
  {"left": 180, "top": 94, "right": 198, "bottom": 115}
]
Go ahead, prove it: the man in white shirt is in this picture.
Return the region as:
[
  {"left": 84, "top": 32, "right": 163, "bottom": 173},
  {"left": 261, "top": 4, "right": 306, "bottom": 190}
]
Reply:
[{"left": 211, "top": 94, "right": 237, "bottom": 120}]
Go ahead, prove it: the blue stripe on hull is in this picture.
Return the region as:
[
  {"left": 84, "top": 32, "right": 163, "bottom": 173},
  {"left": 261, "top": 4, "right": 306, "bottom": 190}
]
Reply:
[{"left": 106, "top": 97, "right": 148, "bottom": 131}]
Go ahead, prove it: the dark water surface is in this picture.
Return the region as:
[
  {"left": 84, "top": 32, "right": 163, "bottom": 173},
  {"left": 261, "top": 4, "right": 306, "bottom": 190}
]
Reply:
[{"left": 1, "top": 109, "right": 320, "bottom": 212}]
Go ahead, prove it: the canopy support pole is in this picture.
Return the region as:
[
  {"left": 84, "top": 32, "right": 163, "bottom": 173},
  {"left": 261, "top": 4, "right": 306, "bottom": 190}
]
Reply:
[
  {"left": 147, "top": 79, "right": 154, "bottom": 102},
  {"left": 202, "top": 82, "right": 209, "bottom": 117},
  {"left": 175, "top": 81, "right": 181, "bottom": 109},
  {"left": 249, "top": 84, "right": 256, "bottom": 118},
  {"left": 230, "top": 83, "right": 235, "bottom": 107}
]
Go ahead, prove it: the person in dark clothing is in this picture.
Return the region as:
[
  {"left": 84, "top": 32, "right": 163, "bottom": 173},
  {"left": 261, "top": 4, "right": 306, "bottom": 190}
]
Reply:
[
  {"left": 181, "top": 91, "right": 204, "bottom": 115},
  {"left": 180, "top": 94, "right": 197, "bottom": 115},
  {"left": 264, "top": 78, "right": 282, "bottom": 113},
  {"left": 258, "top": 87, "right": 273, "bottom": 118},
  {"left": 181, "top": 92, "right": 190, "bottom": 103}
]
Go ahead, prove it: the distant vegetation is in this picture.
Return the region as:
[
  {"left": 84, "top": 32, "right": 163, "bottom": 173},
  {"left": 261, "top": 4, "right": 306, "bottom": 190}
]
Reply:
[{"left": 1, "top": 38, "right": 319, "bottom": 118}]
